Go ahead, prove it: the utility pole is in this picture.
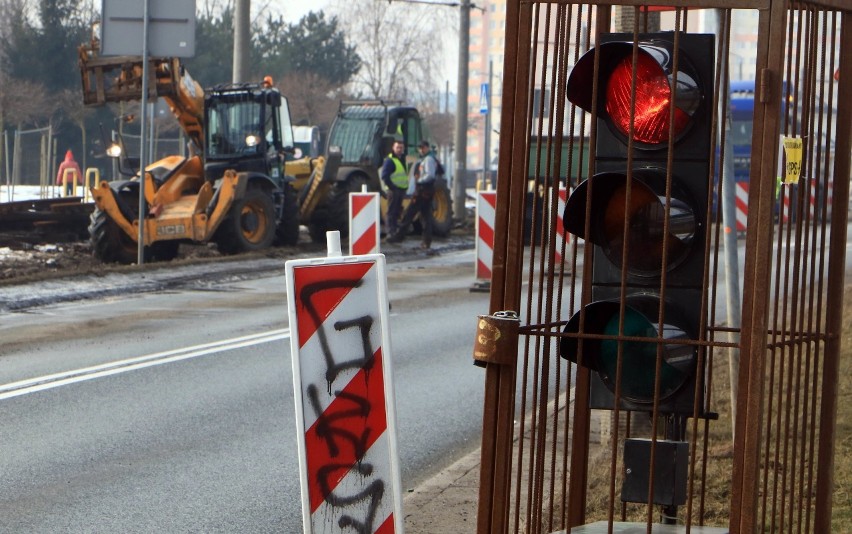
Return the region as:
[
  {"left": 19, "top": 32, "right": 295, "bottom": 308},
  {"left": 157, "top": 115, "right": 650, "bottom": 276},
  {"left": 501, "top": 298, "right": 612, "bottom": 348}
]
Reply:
[
  {"left": 137, "top": 0, "right": 151, "bottom": 265},
  {"left": 233, "top": 0, "right": 250, "bottom": 83},
  {"left": 483, "top": 59, "right": 492, "bottom": 188},
  {"left": 453, "top": 0, "right": 470, "bottom": 223}
]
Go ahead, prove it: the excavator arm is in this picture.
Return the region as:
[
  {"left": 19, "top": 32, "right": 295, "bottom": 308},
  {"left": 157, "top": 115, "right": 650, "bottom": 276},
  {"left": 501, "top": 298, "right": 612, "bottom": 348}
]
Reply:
[{"left": 78, "top": 39, "right": 205, "bottom": 151}]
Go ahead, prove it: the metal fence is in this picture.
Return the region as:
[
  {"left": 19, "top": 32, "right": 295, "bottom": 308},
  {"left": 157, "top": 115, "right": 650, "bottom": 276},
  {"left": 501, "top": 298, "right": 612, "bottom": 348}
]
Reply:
[{"left": 476, "top": 1, "right": 851, "bottom": 533}]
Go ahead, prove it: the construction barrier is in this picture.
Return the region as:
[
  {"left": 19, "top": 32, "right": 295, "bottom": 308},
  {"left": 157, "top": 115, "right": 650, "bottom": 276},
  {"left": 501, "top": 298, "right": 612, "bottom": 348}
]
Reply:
[
  {"left": 780, "top": 178, "right": 833, "bottom": 224},
  {"left": 735, "top": 181, "right": 749, "bottom": 233},
  {"left": 60, "top": 168, "right": 81, "bottom": 197},
  {"left": 552, "top": 185, "right": 570, "bottom": 264},
  {"left": 286, "top": 246, "right": 403, "bottom": 534},
  {"left": 84, "top": 168, "right": 99, "bottom": 203},
  {"left": 349, "top": 191, "right": 380, "bottom": 256},
  {"left": 476, "top": 190, "right": 497, "bottom": 281}
]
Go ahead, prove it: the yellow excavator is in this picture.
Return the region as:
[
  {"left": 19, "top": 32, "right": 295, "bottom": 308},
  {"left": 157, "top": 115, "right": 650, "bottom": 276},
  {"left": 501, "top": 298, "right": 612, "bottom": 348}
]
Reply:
[{"left": 79, "top": 37, "right": 300, "bottom": 263}]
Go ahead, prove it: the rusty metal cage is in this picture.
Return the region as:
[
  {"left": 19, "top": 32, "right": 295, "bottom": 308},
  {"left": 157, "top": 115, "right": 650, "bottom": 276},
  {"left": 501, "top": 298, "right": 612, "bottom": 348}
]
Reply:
[{"left": 477, "top": 1, "right": 851, "bottom": 533}]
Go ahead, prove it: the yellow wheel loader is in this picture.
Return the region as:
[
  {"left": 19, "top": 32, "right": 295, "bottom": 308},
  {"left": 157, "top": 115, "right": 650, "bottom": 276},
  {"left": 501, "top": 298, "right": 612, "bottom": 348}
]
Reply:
[{"left": 79, "top": 40, "right": 299, "bottom": 263}]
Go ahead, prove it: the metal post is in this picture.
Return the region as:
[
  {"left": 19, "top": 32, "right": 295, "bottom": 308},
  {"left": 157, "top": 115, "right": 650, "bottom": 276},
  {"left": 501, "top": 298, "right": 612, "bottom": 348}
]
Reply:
[
  {"left": 453, "top": 0, "right": 470, "bottom": 223},
  {"left": 2, "top": 130, "right": 8, "bottom": 202},
  {"left": 716, "top": 9, "right": 742, "bottom": 439},
  {"left": 12, "top": 129, "right": 20, "bottom": 190},
  {"left": 232, "top": 0, "right": 250, "bottom": 83},
  {"left": 137, "top": 0, "right": 150, "bottom": 265},
  {"left": 483, "top": 59, "right": 493, "bottom": 189},
  {"left": 149, "top": 103, "right": 156, "bottom": 161}
]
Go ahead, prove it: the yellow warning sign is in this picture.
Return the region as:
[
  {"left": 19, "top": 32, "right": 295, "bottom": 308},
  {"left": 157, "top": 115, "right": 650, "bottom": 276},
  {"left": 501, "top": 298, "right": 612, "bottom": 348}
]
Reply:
[{"left": 783, "top": 136, "right": 803, "bottom": 184}]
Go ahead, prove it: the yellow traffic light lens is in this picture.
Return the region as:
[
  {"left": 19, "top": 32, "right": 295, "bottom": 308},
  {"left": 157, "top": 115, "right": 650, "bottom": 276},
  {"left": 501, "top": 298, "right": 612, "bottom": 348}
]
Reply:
[{"left": 563, "top": 171, "right": 698, "bottom": 276}]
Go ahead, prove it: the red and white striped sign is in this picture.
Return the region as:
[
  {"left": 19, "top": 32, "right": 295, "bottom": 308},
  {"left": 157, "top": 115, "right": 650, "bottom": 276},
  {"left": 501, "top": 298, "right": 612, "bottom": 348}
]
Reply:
[
  {"left": 286, "top": 254, "right": 402, "bottom": 534},
  {"left": 349, "top": 192, "right": 381, "bottom": 256},
  {"left": 476, "top": 191, "right": 497, "bottom": 280},
  {"left": 735, "top": 181, "right": 749, "bottom": 233},
  {"left": 780, "top": 178, "right": 834, "bottom": 224},
  {"left": 552, "top": 186, "right": 570, "bottom": 264}
]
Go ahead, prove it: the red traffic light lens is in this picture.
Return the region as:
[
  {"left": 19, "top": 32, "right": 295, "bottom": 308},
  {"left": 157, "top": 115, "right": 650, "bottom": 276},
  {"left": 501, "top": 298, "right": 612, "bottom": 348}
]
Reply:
[{"left": 605, "top": 51, "right": 692, "bottom": 145}]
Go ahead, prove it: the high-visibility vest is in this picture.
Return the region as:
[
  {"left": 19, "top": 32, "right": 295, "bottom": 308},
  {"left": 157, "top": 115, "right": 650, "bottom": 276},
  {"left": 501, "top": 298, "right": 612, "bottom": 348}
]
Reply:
[{"left": 388, "top": 154, "right": 408, "bottom": 188}]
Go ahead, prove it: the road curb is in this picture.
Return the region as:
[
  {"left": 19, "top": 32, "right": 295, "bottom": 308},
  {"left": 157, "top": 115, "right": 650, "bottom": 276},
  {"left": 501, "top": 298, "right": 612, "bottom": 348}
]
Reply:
[{"left": 404, "top": 445, "right": 482, "bottom": 533}]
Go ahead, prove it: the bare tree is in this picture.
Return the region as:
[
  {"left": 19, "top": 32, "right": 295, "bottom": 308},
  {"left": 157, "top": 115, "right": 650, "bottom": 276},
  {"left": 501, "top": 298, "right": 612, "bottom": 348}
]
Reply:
[
  {"left": 330, "top": 0, "right": 451, "bottom": 102},
  {"left": 55, "top": 88, "right": 96, "bottom": 170},
  {"left": 0, "top": 0, "right": 31, "bottom": 132},
  {"left": 278, "top": 72, "right": 348, "bottom": 136},
  {"left": 1, "top": 78, "right": 50, "bottom": 128}
]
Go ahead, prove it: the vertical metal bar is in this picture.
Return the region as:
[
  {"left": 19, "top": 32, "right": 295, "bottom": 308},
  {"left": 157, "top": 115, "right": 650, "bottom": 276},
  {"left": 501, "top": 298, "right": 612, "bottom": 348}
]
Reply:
[
  {"left": 813, "top": 11, "right": 852, "bottom": 533},
  {"left": 477, "top": 0, "right": 532, "bottom": 532},
  {"left": 730, "top": 0, "right": 787, "bottom": 530},
  {"left": 792, "top": 8, "right": 826, "bottom": 531},
  {"left": 567, "top": 4, "right": 608, "bottom": 527},
  {"left": 805, "top": 12, "right": 837, "bottom": 529},
  {"left": 759, "top": 7, "right": 795, "bottom": 531},
  {"left": 544, "top": 6, "right": 570, "bottom": 531},
  {"left": 530, "top": 4, "right": 561, "bottom": 531},
  {"left": 521, "top": 5, "right": 545, "bottom": 530},
  {"left": 558, "top": 10, "right": 587, "bottom": 527}
]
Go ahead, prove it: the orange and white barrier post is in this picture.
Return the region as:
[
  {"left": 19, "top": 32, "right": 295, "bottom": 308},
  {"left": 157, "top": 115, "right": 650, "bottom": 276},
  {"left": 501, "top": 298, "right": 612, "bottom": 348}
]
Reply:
[
  {"left": 286, "top": 234, "right": 402, "bottom": 534},
  {"left": 349, "top": 187, "right": 380, "bottom": 256},
  {"left": 475, "top": 190, "right": 497, "bottom": 283}
]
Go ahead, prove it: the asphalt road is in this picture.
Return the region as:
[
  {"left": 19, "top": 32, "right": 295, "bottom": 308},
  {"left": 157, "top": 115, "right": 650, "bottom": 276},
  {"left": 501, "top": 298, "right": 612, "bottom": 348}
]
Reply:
[{"left": 0, "top": 248, "right": 489, "bottom": 532}]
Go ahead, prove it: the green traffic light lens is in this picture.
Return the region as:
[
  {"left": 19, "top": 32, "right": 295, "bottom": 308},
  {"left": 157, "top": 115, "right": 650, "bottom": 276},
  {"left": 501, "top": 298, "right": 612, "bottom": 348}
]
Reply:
[
  {"left": 560, "top": 298, "right": 699, "bottom": 406},
  {"left": 599, "top": 305, "right": 691, "bottom": 404}
]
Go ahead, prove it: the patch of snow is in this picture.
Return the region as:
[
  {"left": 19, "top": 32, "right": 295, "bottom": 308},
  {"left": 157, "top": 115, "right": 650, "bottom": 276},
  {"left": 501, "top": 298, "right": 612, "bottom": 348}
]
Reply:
[{"left": 1, "top": 185, "right": 66, "bottom": 203}]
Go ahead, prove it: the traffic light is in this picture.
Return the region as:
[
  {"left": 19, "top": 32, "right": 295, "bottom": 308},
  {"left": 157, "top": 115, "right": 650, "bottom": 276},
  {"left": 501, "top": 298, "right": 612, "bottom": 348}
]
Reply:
[{"left": 559, "top": 32, "right": 714, "bottom": 416}]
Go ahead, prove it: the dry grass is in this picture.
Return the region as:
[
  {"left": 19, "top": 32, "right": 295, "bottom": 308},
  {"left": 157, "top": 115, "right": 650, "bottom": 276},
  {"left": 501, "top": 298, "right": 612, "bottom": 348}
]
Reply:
[
  {"left": 582, "top": 354, "right": 735, "bottom": 527},
  {"left": 830, "top": 284, "right": 852, "bottom": 531},
  {"left": 580, "top": 284, "right": 852, "bottom": 529}
]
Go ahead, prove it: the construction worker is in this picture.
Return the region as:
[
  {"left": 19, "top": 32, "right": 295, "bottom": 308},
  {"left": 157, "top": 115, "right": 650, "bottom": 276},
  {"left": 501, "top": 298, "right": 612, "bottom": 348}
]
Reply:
[
  {"left": 55, "top": 150, "right": 83, "bottom": 196},
  {"left": 380, "top": 139, "right": 409, "bottom": 237},
  {"left": 388, "top": 140, "right": 440, "bottom": 249}
]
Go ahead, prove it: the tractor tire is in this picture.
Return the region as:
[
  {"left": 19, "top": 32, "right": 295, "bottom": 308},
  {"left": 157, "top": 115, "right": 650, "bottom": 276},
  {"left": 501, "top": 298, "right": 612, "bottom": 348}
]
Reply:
[
  {"left": 89, "top": 208, "right": 139, "bottom": 264},
  {"left": 430, "top": 180, "right": 453, "bottom": 236},
  {"left": 412, "top": 180, "right": 454, "bottom": 237},
  {"left": 215, "top": 187, "right": 276, "bottom": 255},
  {"left": 275, "top": 184, "right": 300, "bottom": 246},
  {"left": 307, "top": 214, "right": 330, "bottom": 244},
  {"left": 324, "top": 175, "right": 369, "bottom": 239},
  {"left": 89, "top": 208, "right": 180, "bottom": 263}
]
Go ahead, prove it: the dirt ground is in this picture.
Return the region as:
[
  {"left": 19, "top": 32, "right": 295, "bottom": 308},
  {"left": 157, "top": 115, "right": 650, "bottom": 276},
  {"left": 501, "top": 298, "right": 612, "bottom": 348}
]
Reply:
[
  {"left": 0, "top": 239, "right": 304, "bottom": 286},
  {"left": 0, "top": 224, "right": 476, "bottom": 288}
]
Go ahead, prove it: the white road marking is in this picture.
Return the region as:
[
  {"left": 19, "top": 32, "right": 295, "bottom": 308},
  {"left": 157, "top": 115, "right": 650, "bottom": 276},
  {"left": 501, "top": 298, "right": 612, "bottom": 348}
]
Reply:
[{"left": 0, "top": 329, "right": 291, "bottom": 400}]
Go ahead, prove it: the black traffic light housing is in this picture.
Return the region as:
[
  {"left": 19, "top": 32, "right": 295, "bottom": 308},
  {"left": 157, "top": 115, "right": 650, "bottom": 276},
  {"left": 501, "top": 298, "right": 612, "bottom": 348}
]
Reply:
[{"left": 560, "top": 32, "right": 714, "bottom": 417}]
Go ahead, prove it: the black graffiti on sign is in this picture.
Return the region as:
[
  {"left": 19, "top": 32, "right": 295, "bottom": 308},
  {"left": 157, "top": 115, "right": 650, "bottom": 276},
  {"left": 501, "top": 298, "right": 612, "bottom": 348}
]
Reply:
[
  {"left": 307, "top": 388, "right": 371, "bottom": 459},
  {"left": 301, "top": 279, "right": 376, "bottom": 388},
  {"left": 300, "top": 278, "right": 386, "bottom": 533}
]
